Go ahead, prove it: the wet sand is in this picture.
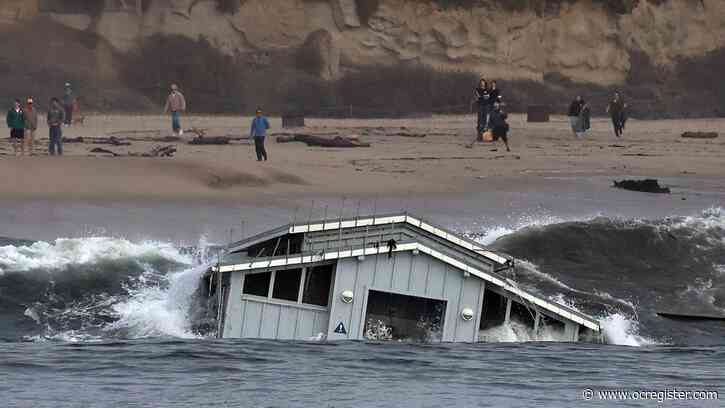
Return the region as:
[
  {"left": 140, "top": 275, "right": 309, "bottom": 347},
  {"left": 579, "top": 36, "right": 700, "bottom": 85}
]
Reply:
[{"left": 1, "top": 114, "right": 724, "bottom": 204}]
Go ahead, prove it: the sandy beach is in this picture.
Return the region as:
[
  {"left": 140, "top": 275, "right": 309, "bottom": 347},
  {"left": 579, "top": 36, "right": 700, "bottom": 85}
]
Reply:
[{"left": 0, "top": 113, "right": 724, "bottom": 204}]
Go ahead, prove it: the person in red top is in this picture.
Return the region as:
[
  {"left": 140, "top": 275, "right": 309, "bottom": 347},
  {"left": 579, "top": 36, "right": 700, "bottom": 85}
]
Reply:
[{"left": 24, "top": 97, "right": 38, "bottom": 155}]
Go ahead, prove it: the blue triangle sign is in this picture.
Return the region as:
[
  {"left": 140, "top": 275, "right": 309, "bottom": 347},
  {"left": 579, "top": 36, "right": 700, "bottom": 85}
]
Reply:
[{"left": 334, "top": 321, "right": 347, "bottom": 334}]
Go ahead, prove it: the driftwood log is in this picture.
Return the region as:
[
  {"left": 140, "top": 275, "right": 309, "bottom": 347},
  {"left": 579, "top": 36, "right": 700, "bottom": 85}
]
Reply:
[
  {"left": 613, "top": 179, "right": 670, "bottom": 194},
  {"left": 386, "top": 132, "right": 426, "bottom": 138},
  {"left": 188, "top": 136, "right": 230, "bottom": 145},
  {"left": 89, "top": 145, "right": 176, "bottom": 158},
  {"left": 89, "top": 147, "right": 120, "bottom": 157},
  {"left": 276, "top": 134, "right": 370, "bottom": 148},
  {"left": 65, "top": 136, "right": 131, "bottom": 146},
  {"left": 681, "top": 132, "right": 718, "bottom": 139},
  {"left": 134, "top": 145, "right": 177, "bottom": 157}
]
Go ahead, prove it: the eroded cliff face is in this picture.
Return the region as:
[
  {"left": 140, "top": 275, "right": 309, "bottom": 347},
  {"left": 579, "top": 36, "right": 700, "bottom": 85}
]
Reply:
[
  {"left": 18, "top": 0, "right": 721, "bottom": 85},
  {"left": 1, "top": 0, "right": 724, "bottom": 114}
]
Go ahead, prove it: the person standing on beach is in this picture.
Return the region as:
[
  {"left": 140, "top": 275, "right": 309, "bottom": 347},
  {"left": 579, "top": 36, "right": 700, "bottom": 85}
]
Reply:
[
  {"left": 47, "top": 98, "right": 65, "bottom": 156},
  {"left": 489, "top": 101, "right": 511, "bottom": 152},
  {"left": 63, "top": 83, "right": 74, "bottom": 126},
  {"left": 490, "top": 80, "right": 501, "bottom": 107},
  {"left": 580, "top": 101, "right": 591, "bottom": 136},
  {"left": 473, "top": 78, "right": 491, "bottom": 139},
  {"left": 7, "top": 99, "right": 25, "bottom": 156},
  {"left": 568, "top": 96, "right": 585, "bottom": 138},
  {"left": 250, "top": 108, "right": 270, "bottom": 161},
  {"left": 24, "top": 97, "right": 38, "bottom": 155},
  {"left": 606, "top": 92, "right": 627, "bottom": 137},
  {"left": 164, "top": 84, "right": 186, "bottom": 136}
]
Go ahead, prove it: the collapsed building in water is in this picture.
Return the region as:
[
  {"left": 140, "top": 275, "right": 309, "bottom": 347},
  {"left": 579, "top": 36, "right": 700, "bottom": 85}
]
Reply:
[{"left": 208, "top": 214, "right": 602, "bottom": 343}]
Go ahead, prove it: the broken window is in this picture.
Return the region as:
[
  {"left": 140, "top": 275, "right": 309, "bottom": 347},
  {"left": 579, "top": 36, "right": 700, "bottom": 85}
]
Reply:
[
  {"left": 245, "top": 233, "right": 303, "bottom": 258},
  {"left": 272, "top": 268, "right": 302, "bottom": 302},
  {"left": 364, "top": 290, "right": 446, "bottom": 342},
  {"left": 480, "top": 288, "right": 508, "bottom": 330},
  {"left": 509, "top": 301, "right": 536, "bottom": 329},
  {"left": 242, "top": 271, "right": 271, "bottom": 297},
  {"left": 538, "top": 314, "right": 566, "bottom": 335},
  {"left": 302, "top": 264, "right": 334, "bottom": 307}
]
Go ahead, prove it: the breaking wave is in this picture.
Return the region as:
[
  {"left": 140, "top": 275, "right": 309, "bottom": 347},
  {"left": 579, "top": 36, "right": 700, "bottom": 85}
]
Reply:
[
  {"left": 477, "top": 207, "right": 725, "bottom": 346},
  {"left": 0, "top": 236, "right": 216, "bottom": 342},
  {"left": 1, "top": 208, "right": 724, "bottom": 347}
]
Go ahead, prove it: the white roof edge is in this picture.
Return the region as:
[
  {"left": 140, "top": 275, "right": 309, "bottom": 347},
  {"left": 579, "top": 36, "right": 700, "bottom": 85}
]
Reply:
[
  {"left": 217, "top": 242, "right": 600, "bottom": 332},
  {"left": 287, "top": 213, "right": 509, "bottom": 266}
]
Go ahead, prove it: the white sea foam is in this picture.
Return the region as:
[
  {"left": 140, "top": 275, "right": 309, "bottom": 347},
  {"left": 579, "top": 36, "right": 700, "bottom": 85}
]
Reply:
[
  {"left": 470, "top": 214, "right": 568, "bottom": 245},
  {"left": 599, "top": 313, "right": 659, "bottom": 347},
  {"left": 104, "top": 264, "right": 209, "bottom": 339},
  {"left": 478, "top": 321, "right": 570, "bottom": 343},
  {"left": 0, "top": 237, "right": 190, "bottom": 273}
]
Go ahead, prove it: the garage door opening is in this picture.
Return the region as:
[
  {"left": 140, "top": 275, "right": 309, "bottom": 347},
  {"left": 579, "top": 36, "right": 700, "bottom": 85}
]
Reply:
[{"left": 364, "top": 290, "right": 446, "bottom": 342}]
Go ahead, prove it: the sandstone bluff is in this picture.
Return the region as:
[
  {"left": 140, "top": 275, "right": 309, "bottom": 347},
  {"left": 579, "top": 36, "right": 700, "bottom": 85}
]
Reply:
[{"left": 1, "top": 0, "right": 724, "bottom": 117}]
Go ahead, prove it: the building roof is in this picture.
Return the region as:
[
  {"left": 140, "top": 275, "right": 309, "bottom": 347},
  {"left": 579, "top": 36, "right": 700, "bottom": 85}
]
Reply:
[{"left": 227, "top": 213, "right": 509, "bottom": 265}]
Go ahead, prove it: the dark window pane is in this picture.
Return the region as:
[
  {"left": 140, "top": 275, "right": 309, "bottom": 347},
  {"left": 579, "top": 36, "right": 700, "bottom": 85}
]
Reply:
[
  {"left": 302, "top": 264, "right": 333, "bottom": 307},
  {"left": 243, "top": 272, "right": 271, "bottom": 297},
  {"left": 272, "top": 269, "right": 302, "bottom": 302},
  {"left": 364, "top": 290, "right": 446, "bottom": 342},
  {"left": 510, "top": 301, "right": 536, "bottom": 328},
  {"left": 480, "top": 288, "right": 507, "bottom": 330}
]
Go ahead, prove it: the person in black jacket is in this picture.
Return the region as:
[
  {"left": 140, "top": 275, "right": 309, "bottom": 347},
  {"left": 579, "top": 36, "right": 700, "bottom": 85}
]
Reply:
[
  {"left": 490, "top": 80, "right": 501, "bottom": 106},
  {"left": 568, "top": 96, "right": 585, "bottom": 138},
  {"left": 606, "top": 92, "right": 627, "bottom": 137},
  {"left": 489, "top": 102, "right": 510, "bottom": 152},
  {"left": 473, "top": 78, "right": 491, "bottom": 138}
]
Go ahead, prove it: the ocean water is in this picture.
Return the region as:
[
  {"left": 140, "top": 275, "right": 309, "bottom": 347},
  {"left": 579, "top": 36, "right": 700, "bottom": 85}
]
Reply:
[{"left": 1, "top": 206, "right": 724, "bottom": 406}]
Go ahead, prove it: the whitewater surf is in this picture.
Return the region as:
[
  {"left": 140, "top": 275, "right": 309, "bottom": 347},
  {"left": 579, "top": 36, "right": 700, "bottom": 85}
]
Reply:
[{"left": 1, "top": 208, "right": 723, "bottom": 346}]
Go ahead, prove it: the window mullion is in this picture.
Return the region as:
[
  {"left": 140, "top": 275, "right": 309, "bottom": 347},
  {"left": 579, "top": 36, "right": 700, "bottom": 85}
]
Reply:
[
  {"left": 298, "top": 267, "right": 307, "bottom": 304},
  {"left": 268, "top": 270, "right": 276, "bottom": 299}
]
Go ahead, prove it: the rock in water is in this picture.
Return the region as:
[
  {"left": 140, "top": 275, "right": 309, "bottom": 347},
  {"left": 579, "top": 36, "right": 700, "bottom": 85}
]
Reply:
[{"left": 613, "top": 179, "right": 670, "bottom": 194}]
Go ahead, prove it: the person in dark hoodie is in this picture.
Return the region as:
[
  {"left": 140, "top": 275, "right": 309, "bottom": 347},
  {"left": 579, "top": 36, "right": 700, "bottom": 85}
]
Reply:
[
  {"left": 489, "top": 80, "right": 501, "bottom": 107},
  {"left": 489, "top": 101, "right": 511, "bottom": 152},
  {"left": 580, "top": 101, "right": 591, "bottom": 136},
  {"left": 568, "top": 96, "right": 585, "bottom": 138},
  {"left": 47, "top": 98, "right": 66, "bottom": 156},
  {"left": 6, "top": 99, "right": 25, "bottom": 156},
  {"left": 473, "top": 78, "right": 491, "bottom": 138},
  {"left": 606, "top": 92, "right": 627, "bottom": 137}
]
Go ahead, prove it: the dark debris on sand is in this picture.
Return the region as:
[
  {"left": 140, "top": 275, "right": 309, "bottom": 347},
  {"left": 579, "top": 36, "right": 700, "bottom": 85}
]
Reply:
[{"left": 613, "top": 179, "right": 670, "bottom": 194}]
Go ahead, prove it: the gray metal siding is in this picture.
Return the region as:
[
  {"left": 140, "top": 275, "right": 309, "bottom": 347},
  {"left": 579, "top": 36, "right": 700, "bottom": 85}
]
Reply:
[
  {"left": 328, "top": 251, "right": 484, "bottom": 342},
  {"left": 235, "top": 299, "right": 329, "bottom": 340},
  {"left": 222, "top": 271, "right": 330, "bottom": 340}
]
